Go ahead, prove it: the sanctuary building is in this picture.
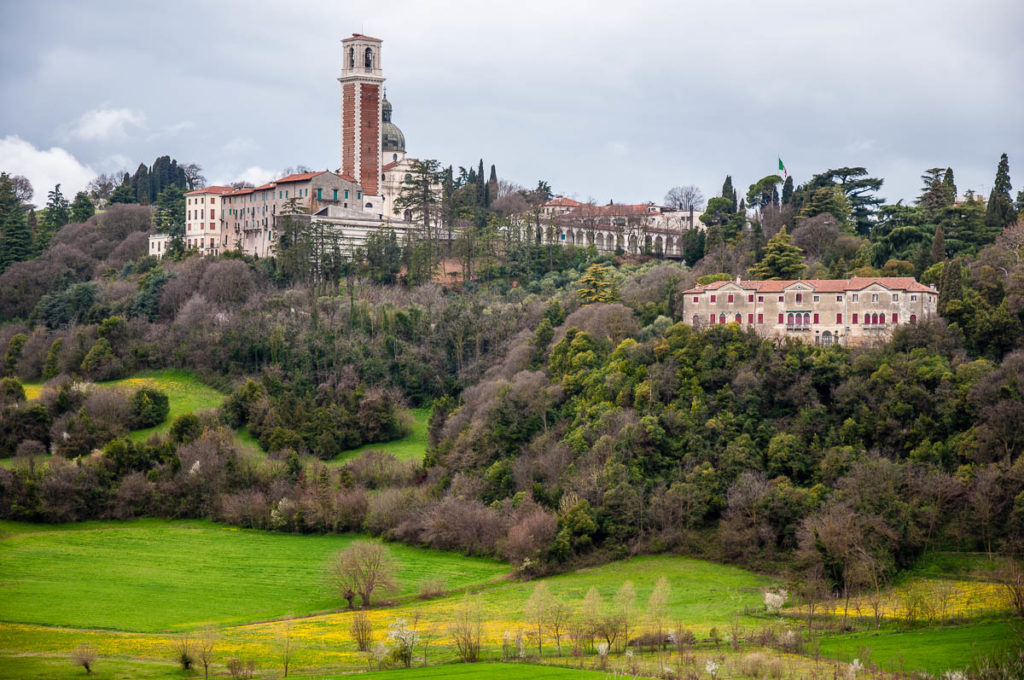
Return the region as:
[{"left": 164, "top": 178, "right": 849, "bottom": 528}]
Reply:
[{"left": 681, "top": 277, "right": 938, "bottom": 346}]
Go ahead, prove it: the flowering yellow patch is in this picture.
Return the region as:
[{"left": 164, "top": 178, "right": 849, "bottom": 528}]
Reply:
[{"left": 786, "top": 579, "right": 1010, "bottom": 621}]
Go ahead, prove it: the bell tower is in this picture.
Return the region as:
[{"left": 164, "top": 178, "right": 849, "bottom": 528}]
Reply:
[{"left": 339, "top": 33, "right": 384, "bottom": 197}]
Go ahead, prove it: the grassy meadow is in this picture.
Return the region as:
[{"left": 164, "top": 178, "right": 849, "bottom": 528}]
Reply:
[
  {"left": 329, "top": 407, "right": 432, "bottom": 464},
  {"left": 0, "top": 517, "right": 1016, "bottom": 679}
]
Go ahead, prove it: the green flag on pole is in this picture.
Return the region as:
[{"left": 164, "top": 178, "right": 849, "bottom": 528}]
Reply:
[{"left": 778, "top": 157, "right": 788, "bottom": 178}]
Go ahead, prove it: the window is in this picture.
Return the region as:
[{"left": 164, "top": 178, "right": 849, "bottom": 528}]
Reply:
[
  {"left": 693, "top": 296, "right": 699, "bottom": 303},
  {"left": 345, "top": 190, "right": 349, "bottom": 199},
  {"left": 852, "top": 313, "right": 858, "bottom": 324},
  {"left": 748, "top": 294, "right": 754, "bottom": 302},
  {"left": 719, "top": 313, "right": 726, "bottom": 324},
  {"left": 852, "top": 294, "right": 859, "bottom": 302},
  {"left": 692, "top": 315, "right": 700, "bottom": 325},
  {"left": 787, "top": 313, "right": 794, "bottom": 326},
  {"left": 748, "top": 313, "right": 754, "bottom": 324},
  {"left": 778, "top": 295, "right": 784, "bottom": 302},
  {"left": 871, "top": 293, "right": 879, "bottom": 302},
  {"left": 357, "top": 192, "right": 362, "bottom": 199},
  {"left": 758, "top": 295, "right": 764, "bottom": 302},
  {"left": 210, "top": 209, "right": 214, "bottom": 219},
  {"left": 796, "top": 293, "right": 803, "bottom": 303},
  {"left": 727, "top": 294, "right": 734, "bottom": 303},
  {"left": 893, "top": 294, "right": 899, "bottom": 301},
  {"left": 836, "top": 295, "right": 843, "bottom": 301},
  {"left": 892, "top": 313, "right": 898, "bottom": 324},
  {"left": 837, "top": 313, "right": 843, "bottom": 324},
  {"left": 910, "top": 314, "right": 917, "bottom": 323},
  {"left": 317, "top": 188, "right": 322, "bottom": 200},
  {"left": 757, "top": 313, "right": 763, "bottom": 324},
  {"left": 710, "top": 295, "right": 716, "bottom": 303},
  {"left": 813, "top": 295, "right": 820, "bottom": 302},
  {"left": 879, "top": 313, "right": 886, "bottom": 324},
  {"left": 710, "top": 314, "right": 716, "bottom": 324},
  {"left": 804, "top": 313, "right": 811, "bottom": 326},
  {"left": 813, "top": 313, "right": 819, "bottom": 324},
  {"left": 333, "top": 189, "right": 338, "bottom": 201},
  {"left": 778, "top": 313, "right": 784, "bottom": 324},
  {"left": 911, "top": 295, "right": 917, "bottom": 301}
]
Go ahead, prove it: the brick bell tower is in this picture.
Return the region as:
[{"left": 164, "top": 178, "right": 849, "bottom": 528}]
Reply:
[{"left": 339, "top": 33, "right": 384, "bottom": 197}]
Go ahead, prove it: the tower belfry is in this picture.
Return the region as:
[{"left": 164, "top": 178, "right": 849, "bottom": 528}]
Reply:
[{"left": 339, "top": 33, "right": 384, "bottom": 196}]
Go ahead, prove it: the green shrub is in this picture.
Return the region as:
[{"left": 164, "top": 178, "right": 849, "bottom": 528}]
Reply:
[{"left": 131, "top": 387, "right": 169, "bottom": 428}]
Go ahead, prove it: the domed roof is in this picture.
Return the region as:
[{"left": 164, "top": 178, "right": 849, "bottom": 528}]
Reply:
[{"left": 381, "top": 95, "right": 405, "bottom": 153}]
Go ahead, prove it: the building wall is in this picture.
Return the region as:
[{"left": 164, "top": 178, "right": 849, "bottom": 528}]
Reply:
[
  {"left": 682, "top": 280, "right": 938, "bottom": 345},
  {"left": 185, "top": 187, "right": 232, "bottom": 256}
]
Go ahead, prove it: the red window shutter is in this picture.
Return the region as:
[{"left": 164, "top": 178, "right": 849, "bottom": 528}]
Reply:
[
  {"left": 748, "top": 294, "right": 754, "bottom": 302},
  {"left": 748, "top": 313, "right": 754, "bottom": 324},
  {"left": 710, "top": 314, "right": 716, "bottom": 324},
  {"left": 852, "top": 313, "right": 858, "bottom": 324},
  {"left": 837, "top": 313, "right": 842, "bottom": 324},
  {"left": 758, "top": 313, "right": 763, "bottom": 324},
  {"left": 813, "top": 313, "right": 819, "bottom": 324},
  {"left": 892, "top": 313, "right": 898, "bottom": 324},
  {"left": 693, "top": 296, "right": 698, "bottom": 303},
  {"left": 778, "top": 313, "right": 784, "bottom": 324},
  {"left": 727, "top": 294, "right": 734, "bottom": 303},
  {"left": 710, "top": 295, "right": 716, "bottom": 303}
]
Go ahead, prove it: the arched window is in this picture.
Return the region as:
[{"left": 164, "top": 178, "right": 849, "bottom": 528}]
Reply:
[
  {"left": 910, "top": 314, "right": 917, "bottom": 323},
  {"left": 872, "top": 313, "right": 879, "bottom": 324},
  {"left": 803, "top": 313, "right": 811, "bottom": 326},
  {"left": 735, "top": 313, "right": 742, "bottom": 324},
  {"left": 349, "top": 47, "right": 354, "bottom": 68},
  {"left": 365, "top": 202, "right": 373, "bottom": 208},
  {"left": 364, "top": 47, "right": 373, "bottom": 68},
  {"left": 405, "top": 173, "right": 412, "bottom": 181},
  {"left": 787, "top": 313, "right": 794, "bottom": 326},
  {"left": 719, "top": 313, "right": 726, "bottom": 324},
  {"left": 693, "top": 315, "right": 700, "bottom": 326},
  {"left": 822, "top": 331, "right": 833, "bottom": 347},
  {"left": 879, "top": 313, "right": 886, "bottom": 324}
]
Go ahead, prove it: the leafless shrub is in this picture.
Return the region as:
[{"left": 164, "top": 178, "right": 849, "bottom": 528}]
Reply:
[
  {"left": 175, "top": 634, "right": 194, "bottom": 670},
  {"left": 226, "top": 657, "right": 255, "bottom": 679},
  {"left": 449, "top": 594, "right": 483, "bottom": 662},
  {"left": 418, "top": 577, "right": 447, "bottom": 599},
  {"left": 499, "top": 509, "right": 558, "bottom": 566},
  {"left": 350, "top": 611, "right": 373, "bottom": 651},
  {"left": 72, "top": 643, "right": 98, "bottom": 674},
  {"left": 327, "top": 541, "right": 399, "bottom": 607}
]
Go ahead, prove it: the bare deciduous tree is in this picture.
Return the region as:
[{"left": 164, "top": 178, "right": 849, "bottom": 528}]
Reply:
[
  {"left": 72, "top": 643, "right": 97, "bottom": 674},
  {"left": 664, "top": 185, "right": 706, "bottom": 211},
  {"left": 524, "top": 581, "right": 552, "bottom": 657},
  {"left": 328, "top": 541, "right": 399, "bottom": 608},
  {"left": 647, "top": 576, "right": 671, "bottom": 652},
  {"left": 279, "top": 619, "right": 293, "bottom": 677},
  {"left": 547, "top": 599, "right": 571, "bottom": 657},
  {"left": 350, "top": 611, "right": 373, "bottom": 651},
  {"left": 175, "top": 633, "right": 194, "bottom": 670},
  {"left": 448, "top": 594, "right": 483, "bottom": 662},
  {"left": 198, "top": 627, "right": 217, "bottom": 680},
  {"left": 613, "top": 580, "right": 637, "bottom": 650}
]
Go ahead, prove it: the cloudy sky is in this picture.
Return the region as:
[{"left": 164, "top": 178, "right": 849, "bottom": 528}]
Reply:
[{"left": 1, "top": 0, "right": 1022, "bottom": 207}]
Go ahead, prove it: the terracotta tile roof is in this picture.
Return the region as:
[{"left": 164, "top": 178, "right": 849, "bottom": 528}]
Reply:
[
  {"left": 382, "top": 161, "right": 401, "bottom": 172},
  {"left": 186, "top": 186, "right": 233, "bottom": 196},
  {"left": 346, "top": 33, "right": 382, "bottom": 42},
  {"left": 225, "top": 186, "right": 256, "bottom": 196},
  {"left": 682, "top": 277, "right": 937, "bottom": 295},
  {"left": 339, "top": 173, "right": 358, "bottom": 183},
  {"left": 275, "top": 171, "right": 325, "bottom": 184},
  {"left": 544, "top": 196, "right": 583, "bottom": 208}
]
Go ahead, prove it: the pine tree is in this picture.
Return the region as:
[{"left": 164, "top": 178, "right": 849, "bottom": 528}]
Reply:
[
  {"left": 0, "top": 173, "right": 34, "bottom": 271},
  {"left": 930, "top": 223, "right": 946, "bottom": 263},
  {"left": 986, "top": 153, "right": 1015, "bottom": 231},
  {"left": 937, "top": 258, "right": 963, "bottom": 316},
  {"left": 109, "top": 181, "right": 136, "bottom": 204},
  {"left": 747, "top": 226, "right": 805, "bottom": 280},
  {"left": 70, "top": 192, "right": 95, "bottom": 224},
  {"left": 576, "top": 263, "right": 616, "bottom": 303},
  {"left": 781, "top": 176, "right": 794, "bottom": 206},
  {"left": 39, "top": 184, "right": 70, "bottom": 251}
]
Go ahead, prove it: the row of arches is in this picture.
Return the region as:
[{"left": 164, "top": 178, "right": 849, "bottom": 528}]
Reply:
[{"left": 552, "top": 227, "right": 683, "bottom": 258}]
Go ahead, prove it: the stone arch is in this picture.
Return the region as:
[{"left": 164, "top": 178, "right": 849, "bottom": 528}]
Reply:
[
  {"left": 596, "top": 232, "right": 605, "bottom": 251},
  {"left": 822, "top": 330, "right": 833, "bottom": 346}
]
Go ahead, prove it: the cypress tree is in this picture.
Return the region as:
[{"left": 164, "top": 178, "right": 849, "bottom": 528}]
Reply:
[
  {"left": 781, "top": 176, "right": 794, "bottom": 205},
  {"left": 941, "top": 167, "right": 957, "bottom": 206},
  {"left": 937, "top": 258, "right": 963, "bottom": 316},
  {"left": 0, "top": 173, "right": 34, "bottom": 272},
  {"left": 985, "top": 153, "right": 1015, "bottom": 231},
  {"left": 722, "top": 175, "right": 737, "bottom": 212},
  {"left": 930, "top": 223, "right": 946, "bottom": 264}
]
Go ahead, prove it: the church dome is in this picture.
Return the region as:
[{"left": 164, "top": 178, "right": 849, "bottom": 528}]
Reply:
[{"left": 381, "top": 95, "right": 405, "bottom": 153}]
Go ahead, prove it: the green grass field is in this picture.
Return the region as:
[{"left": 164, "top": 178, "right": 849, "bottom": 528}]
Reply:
[
  {"left": 0, "top": 519, "right": 508, "bottom": 632},
  {"left": 99, "top": 370, "right": 229, "bottom": 442},
  {"left": 329, "top": 663, "right": 617, "bottom": 679},
  {"left": 329, "top": 407, "right": 431, "bottom": 464},
  {"left": 814, "top": 620, "right": 1015, "bottom": 674}
]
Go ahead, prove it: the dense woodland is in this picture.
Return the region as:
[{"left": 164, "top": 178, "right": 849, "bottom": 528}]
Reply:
[{"left": 1, "top": 154, "right": 1023, "bottom": 600}]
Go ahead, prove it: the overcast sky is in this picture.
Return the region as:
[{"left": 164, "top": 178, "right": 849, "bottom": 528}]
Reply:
[{"left": 1, "top": 0, "right": 1022, "bottom": 208}]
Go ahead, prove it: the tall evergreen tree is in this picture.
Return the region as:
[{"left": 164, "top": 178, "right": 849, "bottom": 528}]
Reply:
[
  {"left": 781, "top": 175, "right": 794, "bottom": 206},
  {"left": 722, "top": 175, "right": 737, "bottom": 213},
  {"left": 39, "top": 184, "right": 70, "bottom": 251},
  {"left": 937, "top": 257, "right": 963, "bottom": 316},
  {"left": 70, "top": 191, "right": 95, "bottom": 223},
  {"left": 748, "top": 226, "right": 805, "bottom": 280},
  {"left": 941, "top": 167, "right": 957, "bottom": 205},
  {"left": 109, "top": 180, "right": 136, "bottom": 204},
  {"left": 0, "top": 173, "right": 34, "bottom": 272},
  {"left": 930, "top": 223, "right": 946, "bottom": 264},
  {"left": 986, "top": 153, "right": 1015, "bottom": 231}
]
